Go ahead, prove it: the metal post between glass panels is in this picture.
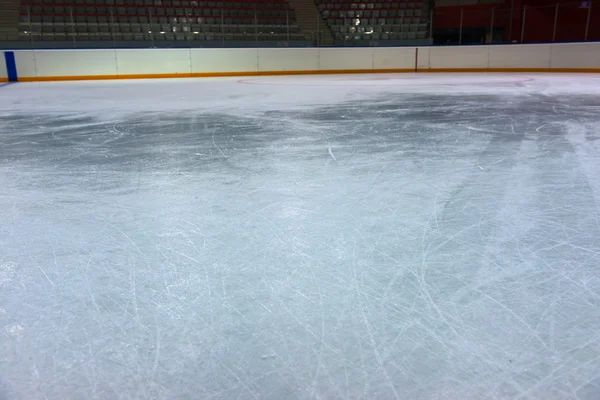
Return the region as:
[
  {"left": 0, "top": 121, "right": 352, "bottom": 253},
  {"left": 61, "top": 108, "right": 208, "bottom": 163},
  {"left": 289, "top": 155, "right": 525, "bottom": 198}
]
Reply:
[
  {"left": 110, "top": 8, "right": 116, "bottom": 48},
  {"left": 28, "top": 5, "right": 33, "bottom": 48},
  {"left": 185, "top": 9, "right": 190, "bottom": 48},
  {"left": 520, "top": 6, "right": 526, "bottom": 43},
  {"left": 459, "top": 8, "right": 463, "bottom": 44},
  {"left": 286, "top": 11, "right": 290, "bottom": 45},
  {"left": 254, "top": 10, "right": 258, "bottom": 46},
  {"left": 552, "top": 3, "right": 559, "bottom": 42},
  {"left": 317, "top": 13, "right": 320, "bottom": 46},
  {"left": 508, "top": 0, "right": 514, "bottom": 42},
  {"left": 149, "top": 8, "right": 154, "bottom": 47},
  {"left": 585, "top": 1, "right": 592, "bottom": 40},
  {"left": 70, "top": 7, "right": 76, "bottom": 48},
  {"left": 221, "top": 9, "right": 224, "bottom": 46},
  {"left": 429, "top": 10, "right": 433, "bottom": 40},
  {"left": 490, "top": 8, "right": 494, "bottom": 43}
]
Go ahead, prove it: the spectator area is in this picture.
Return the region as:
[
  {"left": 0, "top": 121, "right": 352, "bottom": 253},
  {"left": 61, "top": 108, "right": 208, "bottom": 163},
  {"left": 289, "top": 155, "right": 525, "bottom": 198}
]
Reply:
[
  {"left": 317, "top": 0, "right": 429, "bottom": 42},
  {"left": 18, "top": 0, "right": 303, "bottom": 42}
]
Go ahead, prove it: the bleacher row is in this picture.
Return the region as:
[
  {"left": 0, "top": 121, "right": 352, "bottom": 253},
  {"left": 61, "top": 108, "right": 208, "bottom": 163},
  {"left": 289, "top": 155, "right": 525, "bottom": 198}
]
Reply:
[
  {"left": 317, "top": 0, "right": 429, "bottom": 42},
  {"left": 19, "top": 0, "right": 302, "bottom": 41},
  {"left": 324, "top": 9, "right": 424, "bottom": 18},
  {"left": 18, "top": 28, "right": 302, "bottom": 41},
  {"left": 332, "top": 24, "right": 426, "bottom": 41},
  {"left": 22, "top": 0, "right": 291, "bottom": 6},
  {"left": 17, "top": 0, "right": 430, "bottom": 43},
  {"left": 320, "top": 2, "right": 425, "bottom": 11},
  {"left": 22, "top": 4, "right": 295, "bottom": 17},
  {"left": 328, "top": 17, "right": 423, "bottom": 25},
  {"left": 19, "top": 20, "right": 302, "bottom": 41},
  {"left": 21, "top": 13, "right": 294, "bottom": 24}
]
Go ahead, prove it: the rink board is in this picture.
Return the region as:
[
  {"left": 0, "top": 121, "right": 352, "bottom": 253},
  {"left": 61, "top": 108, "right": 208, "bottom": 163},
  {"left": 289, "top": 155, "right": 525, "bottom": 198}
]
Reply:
[
  {"left": 0, "top": 51, "right": 8, "bottom": 82},
  {"left": 2, "top": 42, "right": 600, "bottom": 82}
]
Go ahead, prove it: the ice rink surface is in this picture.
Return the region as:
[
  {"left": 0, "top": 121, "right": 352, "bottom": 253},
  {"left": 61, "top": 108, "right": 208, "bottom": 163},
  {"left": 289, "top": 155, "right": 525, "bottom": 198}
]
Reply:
[{"left": 2, "top": 73, "right": 600, "bottom": 400}]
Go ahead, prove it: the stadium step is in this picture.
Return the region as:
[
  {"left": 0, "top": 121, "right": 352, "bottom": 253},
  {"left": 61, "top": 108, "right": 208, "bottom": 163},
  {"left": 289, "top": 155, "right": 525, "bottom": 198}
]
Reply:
[{"left": 286, "top": 0, "right": 333, "bottom": 45}]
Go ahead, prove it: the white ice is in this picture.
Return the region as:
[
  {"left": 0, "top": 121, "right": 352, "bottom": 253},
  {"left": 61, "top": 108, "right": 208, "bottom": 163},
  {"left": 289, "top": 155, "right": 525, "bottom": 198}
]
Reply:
[{"left": 1, "top": 73, "right": 600, "bottom": 399}]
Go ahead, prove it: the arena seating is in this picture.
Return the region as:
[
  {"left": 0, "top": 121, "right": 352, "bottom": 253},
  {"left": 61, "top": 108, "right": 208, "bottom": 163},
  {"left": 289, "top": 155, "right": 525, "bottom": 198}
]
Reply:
[
  {"left": 18, "top": 0, "right": 303, "bottom": 42},
  {"left": 316, "top": 0, "right": 429, "bottom": 42}
]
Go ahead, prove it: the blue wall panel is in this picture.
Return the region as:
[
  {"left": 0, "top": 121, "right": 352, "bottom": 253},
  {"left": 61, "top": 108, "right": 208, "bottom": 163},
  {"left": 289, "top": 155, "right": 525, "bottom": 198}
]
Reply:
[{"left": 4, "top": 52, "right": 18, "bottom": 82}]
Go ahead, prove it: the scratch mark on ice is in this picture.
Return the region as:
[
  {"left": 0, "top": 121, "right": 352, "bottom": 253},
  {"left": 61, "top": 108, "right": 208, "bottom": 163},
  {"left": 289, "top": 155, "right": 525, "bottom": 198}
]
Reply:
[
  {"left": 328, "top": 142, "right": 337, "bottom": 161},
  {"left": 208, "top": 122, "right": 228, "bottom": 159},
  {"left": 152, "top": 314, "right": 161, "bottom": 381},
  {"left": 467, "top": 126, "right": 512, "bottom": 134},
  {"left": 213, "top": 133, "right": 228, "bottom": 159},
  {"left": 30, "top": 256, "right": 55, "bottom": 287}
]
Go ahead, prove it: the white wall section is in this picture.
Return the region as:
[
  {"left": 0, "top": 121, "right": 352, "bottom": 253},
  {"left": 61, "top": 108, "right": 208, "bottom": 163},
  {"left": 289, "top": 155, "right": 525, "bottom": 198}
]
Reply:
[
  {"left": 489, "top": 44, "right": 551, "bottom": 70},
  {"left": 9, "top": 42, "right": 600, "bottom": 81},
  {"left": 258, "top": 48, "right": 319, "bottom": 72},
  {"left": 16, "top": 50, "right": 117, "bottom": 78},
  {"left": 116, "top": 49, "right": 190, "bottom": 76},
  {"left": 0, "top": 52, "right": 8, "bottom": 80},
  {"left": 416, "top": 46, "right": 430, "bottom": 71},
  {"left": 550, "top": 42, "right": 600, "bottom": 70},
  {"left": 373, "top": 47, "right": 415, "bottom": 70},
  {"left": 191, "top": 48, "right": 258, "bottom": 74},
  {"left": 319, "top": 48, "right": 374, "bottom": 71},
  {"left": 428, "top": 46, "right": 489, "bottom": 70},
  {"left": 419, "top": 43, "right": 599, "bottom": 71},
  {"left": 13, "top": 50, "right": 37, "bottom": 78}
]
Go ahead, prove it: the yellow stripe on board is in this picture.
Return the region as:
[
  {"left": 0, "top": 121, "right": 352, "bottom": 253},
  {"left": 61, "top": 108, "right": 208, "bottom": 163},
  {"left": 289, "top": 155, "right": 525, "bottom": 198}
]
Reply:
[{"left": 15, "top": 67, "right": 600, "bottom": 82}]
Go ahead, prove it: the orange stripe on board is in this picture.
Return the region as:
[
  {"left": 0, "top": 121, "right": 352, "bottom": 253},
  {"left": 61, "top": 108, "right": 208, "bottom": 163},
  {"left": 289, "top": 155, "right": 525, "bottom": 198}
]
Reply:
[
  {"left": 18, "top": 68, "right": 416, "bottom": 82},
  {"left": 16, "top": 67, "right": 600, "bottom": 82},
  {"left": 419, "top": 68, "right": 600, "bottom": 73},
  {"left": 18, "top": 73, "right": 192, "bottom": 82},
  {"left": 0, "top": 77, "right": 8, "bottom": 83}
]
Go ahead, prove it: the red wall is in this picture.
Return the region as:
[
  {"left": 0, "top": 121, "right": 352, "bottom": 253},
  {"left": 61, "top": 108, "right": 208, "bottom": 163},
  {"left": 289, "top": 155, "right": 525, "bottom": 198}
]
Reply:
[{"left": 435, "top": 0, "right": 600, "bottom": 42}]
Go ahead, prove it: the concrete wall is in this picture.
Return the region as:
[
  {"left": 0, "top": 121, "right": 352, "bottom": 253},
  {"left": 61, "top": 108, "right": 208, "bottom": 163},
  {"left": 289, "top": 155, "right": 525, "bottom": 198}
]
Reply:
[
  {"left": 0, "top": 52, "right": 8, "bottom": 81},
  {"left": 9, "top": 42, "right": 600, "bottom": 81}
]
